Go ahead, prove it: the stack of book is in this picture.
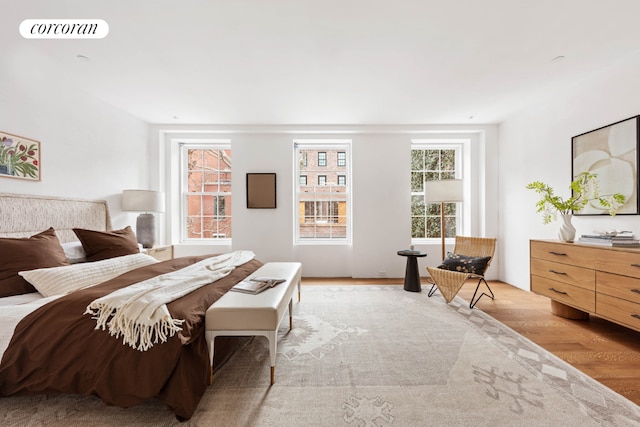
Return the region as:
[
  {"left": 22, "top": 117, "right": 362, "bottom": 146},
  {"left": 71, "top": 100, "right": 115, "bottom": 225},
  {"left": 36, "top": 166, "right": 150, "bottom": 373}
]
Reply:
[{"left": 577, "top": 232, "right": 640, "bottom": 247}]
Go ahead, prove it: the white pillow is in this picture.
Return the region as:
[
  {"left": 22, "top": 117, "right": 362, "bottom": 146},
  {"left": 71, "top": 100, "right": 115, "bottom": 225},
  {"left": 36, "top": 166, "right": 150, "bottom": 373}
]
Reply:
[
  {"left": 61, "top": 241, "right": 88, "bottom": 264},
  {"left": 19, "top": 253, "right": 159, "bottom": 297}
]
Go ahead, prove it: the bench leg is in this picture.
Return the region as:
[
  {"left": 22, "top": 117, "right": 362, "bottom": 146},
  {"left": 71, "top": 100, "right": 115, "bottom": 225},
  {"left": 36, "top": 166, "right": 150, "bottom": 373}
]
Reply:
[
  {"left": 289, "top": 298, "right": 293, "bottom": 330},
  {"left": 205, "top": 331, "right": 216, "bottom": 385},
  {"left": 267, "top": 330, "right": 277, "bottom": 385}
]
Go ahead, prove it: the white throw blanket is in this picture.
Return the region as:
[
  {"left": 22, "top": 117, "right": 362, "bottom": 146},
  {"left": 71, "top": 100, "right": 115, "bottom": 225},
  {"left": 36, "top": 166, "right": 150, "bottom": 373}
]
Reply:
[{"left": 85, "top": 250, "right": 255, "bottom": 351}]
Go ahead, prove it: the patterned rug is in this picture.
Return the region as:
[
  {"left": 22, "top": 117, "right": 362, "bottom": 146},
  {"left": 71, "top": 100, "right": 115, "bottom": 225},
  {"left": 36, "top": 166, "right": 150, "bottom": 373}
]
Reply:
[{"left": 2, "top": 285, "right": 640, "bottom": 426}]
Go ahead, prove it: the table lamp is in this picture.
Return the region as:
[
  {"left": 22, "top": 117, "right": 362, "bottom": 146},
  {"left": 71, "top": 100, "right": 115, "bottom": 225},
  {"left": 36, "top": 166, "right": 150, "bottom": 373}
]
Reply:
[{"left": 122, "top": 189, "right": 165, "bottom": 248}]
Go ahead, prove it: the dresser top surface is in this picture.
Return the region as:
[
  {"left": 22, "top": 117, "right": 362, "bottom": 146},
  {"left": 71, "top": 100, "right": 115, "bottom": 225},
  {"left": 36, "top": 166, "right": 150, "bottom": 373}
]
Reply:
[{"left": 531, "top": 239, "right": 640, "bottom": 254}]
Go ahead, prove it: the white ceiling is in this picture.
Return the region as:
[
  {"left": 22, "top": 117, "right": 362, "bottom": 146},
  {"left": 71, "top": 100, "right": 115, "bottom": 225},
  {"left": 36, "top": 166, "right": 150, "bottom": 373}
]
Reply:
[{"left": 5, "top": 0, "right": 640, "bottom": 125}]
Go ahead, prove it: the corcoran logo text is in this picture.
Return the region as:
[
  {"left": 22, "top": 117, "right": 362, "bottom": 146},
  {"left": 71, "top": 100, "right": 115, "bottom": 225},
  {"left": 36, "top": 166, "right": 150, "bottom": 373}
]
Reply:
[{"left": 20, "top": 19, "right": 109, "bottom": 39}]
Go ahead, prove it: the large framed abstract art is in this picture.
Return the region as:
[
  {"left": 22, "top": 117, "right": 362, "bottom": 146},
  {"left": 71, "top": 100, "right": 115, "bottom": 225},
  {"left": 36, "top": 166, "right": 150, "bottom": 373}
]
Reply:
[
  {"left": 572, "top": 116, "right": 639, "bottom": 215},
  {"left": 0, "top": 131, "right": 41, "bottom": 181}
]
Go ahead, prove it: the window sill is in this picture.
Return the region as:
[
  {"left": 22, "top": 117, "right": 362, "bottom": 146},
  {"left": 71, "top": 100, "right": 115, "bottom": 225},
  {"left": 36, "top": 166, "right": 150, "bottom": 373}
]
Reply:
[
  {"left": 179, "top": 239, "right": 232, "bottom": 245},
  {"left": 411, "top": 238, "right": 456, "bottom": 244},
  {"left": 295, "top": 240, "right": 352, "bottom": 246}
]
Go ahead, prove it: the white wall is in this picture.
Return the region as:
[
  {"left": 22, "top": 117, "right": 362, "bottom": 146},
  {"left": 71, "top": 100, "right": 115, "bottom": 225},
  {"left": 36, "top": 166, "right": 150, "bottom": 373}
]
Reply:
[
  {"left": 2, "top": 45, "right": 500, "bottom": 281},
  {"left": 152, "top": 125, "right": 499, "bottom": 279},
  {"left": 0, "top": 45, "right": 150, "bottom": 230},
  {"left": 499, "top": 50, "right": 640, "bottom": 290},
  {"left": 350, "top": 134, "right": 410, "bottom": 278}
]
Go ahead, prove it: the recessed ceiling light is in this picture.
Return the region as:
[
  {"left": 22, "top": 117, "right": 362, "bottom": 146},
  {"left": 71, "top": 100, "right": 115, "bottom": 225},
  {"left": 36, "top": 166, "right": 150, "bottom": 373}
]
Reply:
[{"left": 76, "top": 54, "right": 90, "bottom": 62}]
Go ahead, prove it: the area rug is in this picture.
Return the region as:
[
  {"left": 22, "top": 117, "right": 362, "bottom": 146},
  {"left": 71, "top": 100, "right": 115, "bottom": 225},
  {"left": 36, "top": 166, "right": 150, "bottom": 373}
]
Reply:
[{"left": 1, "top": 285, "right": 640, "bottom": 426}]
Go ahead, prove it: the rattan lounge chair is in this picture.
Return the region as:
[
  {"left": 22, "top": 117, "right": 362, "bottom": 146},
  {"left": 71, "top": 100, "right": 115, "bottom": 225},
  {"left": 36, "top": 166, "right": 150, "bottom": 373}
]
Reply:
[{"left": 426, "top": 236, "right": 496, "bottom": 309}]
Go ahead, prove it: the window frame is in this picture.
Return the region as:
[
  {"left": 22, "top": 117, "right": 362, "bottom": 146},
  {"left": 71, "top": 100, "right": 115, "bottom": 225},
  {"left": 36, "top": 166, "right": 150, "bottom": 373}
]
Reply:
[
  {"left": 318, "top": 151, "right": 327, "bottom": 167},
  {"left": 294, "top": 140, "right": 352, "bottom": 245},
  {"left": 410, "top": 142, "right": 464, "bottom": 244},
  {"left": 179, "top": 141, "right": 232, "bottom": 243}
]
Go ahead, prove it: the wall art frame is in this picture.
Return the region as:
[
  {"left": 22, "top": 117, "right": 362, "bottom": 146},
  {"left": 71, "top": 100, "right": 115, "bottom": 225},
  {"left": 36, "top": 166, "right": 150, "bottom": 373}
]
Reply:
[
  {"left": 571, "top": 115, "right": 639, "bottom": 215},
  {"left": 0, "top": 131, "right": 41, "bottom": 181},
  {"left": 246, "top": 172, "right": 277, "bottom": 209}
]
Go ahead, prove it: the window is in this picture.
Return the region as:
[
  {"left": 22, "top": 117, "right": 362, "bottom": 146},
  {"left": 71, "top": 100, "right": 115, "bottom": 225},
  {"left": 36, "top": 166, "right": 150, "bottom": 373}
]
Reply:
[
  {"left": 300, "top": 175, "right": 307, "bottom": 185},
  {"left": 304, "top": 201, "right": 339, "bottom": 223},
  {"left": 337, "top": 151, "right": 346, "bottom": 167},
  {"left": 318, "top": 152, "right": 327, "bottom": 166},
  {"left": 181, "top": 143, "right": 232, "bottom": 240},
  {"left": 213, "top": 196, "right": 226, "bottom": 216},
  {"left": 411, "top": 145, "right": 462, "bottom": 240},
  {"left": 295, "top": 140, "right": 351, "bottom": 242}
]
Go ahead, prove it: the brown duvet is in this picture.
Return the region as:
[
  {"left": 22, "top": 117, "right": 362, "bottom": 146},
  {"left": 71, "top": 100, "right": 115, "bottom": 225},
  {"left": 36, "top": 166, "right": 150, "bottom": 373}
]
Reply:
[{"left": 0, "top": 255, "right": 262, "bottom": 420}]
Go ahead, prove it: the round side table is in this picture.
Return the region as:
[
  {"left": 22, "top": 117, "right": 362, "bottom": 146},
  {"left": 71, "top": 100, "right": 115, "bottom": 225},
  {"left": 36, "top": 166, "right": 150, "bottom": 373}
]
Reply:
[{"left": 397, "top": 250, "right": 427, "bottom": 292}]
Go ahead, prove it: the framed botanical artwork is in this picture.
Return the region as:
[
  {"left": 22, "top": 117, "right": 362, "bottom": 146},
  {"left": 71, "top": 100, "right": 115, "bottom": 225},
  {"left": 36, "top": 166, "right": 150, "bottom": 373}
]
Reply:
[
  {"left": 246, "top": 173, "right": 277, "bottom": 209},
  {"left": 0, "top": 131, "right": 41, "bottom": 181}
]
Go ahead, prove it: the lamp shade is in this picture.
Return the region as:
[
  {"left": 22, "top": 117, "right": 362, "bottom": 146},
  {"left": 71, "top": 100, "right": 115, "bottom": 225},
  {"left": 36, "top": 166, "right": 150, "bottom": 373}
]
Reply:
[
  {"left": 424, "top": 179, "right": 463, "bottom": 203},
  {"left": 122, "top": 190, "right": 165, "bottom": 213}
]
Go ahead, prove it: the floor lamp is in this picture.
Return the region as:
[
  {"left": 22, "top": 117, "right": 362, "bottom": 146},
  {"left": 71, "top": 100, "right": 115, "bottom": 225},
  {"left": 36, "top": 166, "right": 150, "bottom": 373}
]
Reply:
[{"left": 424, "top": 179, "right": 463, "bottom": 260}]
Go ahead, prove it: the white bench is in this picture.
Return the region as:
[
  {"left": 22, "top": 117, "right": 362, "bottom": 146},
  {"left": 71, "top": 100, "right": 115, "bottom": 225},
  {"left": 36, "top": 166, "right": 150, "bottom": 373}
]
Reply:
[{"left": 205, "top": 262, "right": 302, "bottom": 385}]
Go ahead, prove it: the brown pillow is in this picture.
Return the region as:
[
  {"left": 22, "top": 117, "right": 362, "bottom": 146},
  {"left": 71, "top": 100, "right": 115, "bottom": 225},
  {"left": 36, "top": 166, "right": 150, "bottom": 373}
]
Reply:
[
  {"left": 73, "top": 226, "right": 140, "bottom": 262},
  {"left": 0, "top": 228, "right": 69, "bottom": 297}
]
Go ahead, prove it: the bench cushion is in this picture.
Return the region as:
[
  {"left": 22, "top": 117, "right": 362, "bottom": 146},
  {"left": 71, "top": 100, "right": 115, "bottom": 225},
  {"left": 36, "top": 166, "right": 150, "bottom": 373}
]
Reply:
[{"left": 206, "top": 262, "right": 301, "bottom": 331}]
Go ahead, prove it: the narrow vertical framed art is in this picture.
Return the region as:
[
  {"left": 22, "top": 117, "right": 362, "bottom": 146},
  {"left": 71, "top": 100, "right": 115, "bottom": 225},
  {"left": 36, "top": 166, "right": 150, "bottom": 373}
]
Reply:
[
  {"left": 571, "top": 116, "right": 639, "bottom": 215},
  {"left": 0, "top": 131, "right": 41, "bottom": 181},
  {"left": 246, "top": 173, "right": 277, "bottom": 209}
]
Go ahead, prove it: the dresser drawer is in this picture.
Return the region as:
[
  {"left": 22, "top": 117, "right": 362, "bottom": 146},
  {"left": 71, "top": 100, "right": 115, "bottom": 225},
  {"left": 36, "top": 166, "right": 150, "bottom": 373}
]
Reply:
[
  {"left": 531, "top": 275, "right": 595, "bottom": 312},
  {"left": 530, "top": 240, "right": 595, "bottom": 268},
  {"left": 596, "top": 271, "right": 640, "bottom": 304},
  {"left": 594, "top": 249, "right": 640, "bottom": 279},
  {"left": 530, "top": 258, "right": 595, "bottom": 290},
  {"left": 596, "top": 293, "right": 640, "bottom": 332}
]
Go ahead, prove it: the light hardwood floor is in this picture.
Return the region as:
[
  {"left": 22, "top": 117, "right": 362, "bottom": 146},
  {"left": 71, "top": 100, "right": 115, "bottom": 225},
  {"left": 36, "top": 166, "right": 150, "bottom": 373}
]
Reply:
[{"left": 301, "top": 277, "right": 640, "bottom": 406}]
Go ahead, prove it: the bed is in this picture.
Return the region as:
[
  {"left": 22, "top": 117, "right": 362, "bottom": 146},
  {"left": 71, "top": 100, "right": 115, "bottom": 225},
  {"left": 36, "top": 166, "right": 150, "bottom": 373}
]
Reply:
[{"left": 0, "top": 193, "right": 262, "bottom": 420}]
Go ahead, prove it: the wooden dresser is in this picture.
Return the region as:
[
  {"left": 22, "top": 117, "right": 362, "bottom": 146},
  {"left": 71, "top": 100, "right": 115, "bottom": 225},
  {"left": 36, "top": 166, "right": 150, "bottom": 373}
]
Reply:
[{"left": 530, "top": 239, "right": 640, "bottom": 332}]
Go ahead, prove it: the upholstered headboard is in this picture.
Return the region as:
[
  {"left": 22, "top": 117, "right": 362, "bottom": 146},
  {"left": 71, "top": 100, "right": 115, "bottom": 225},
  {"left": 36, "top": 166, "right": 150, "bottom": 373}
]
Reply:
[{"left": 0, "top": 193, "right": 112, "bottom": 243}]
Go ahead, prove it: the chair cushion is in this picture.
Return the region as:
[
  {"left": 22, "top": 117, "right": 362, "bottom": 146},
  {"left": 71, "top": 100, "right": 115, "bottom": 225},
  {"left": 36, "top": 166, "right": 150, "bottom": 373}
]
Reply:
[{"left": 438, "top": 253, "right": 491, "bottom": 275}]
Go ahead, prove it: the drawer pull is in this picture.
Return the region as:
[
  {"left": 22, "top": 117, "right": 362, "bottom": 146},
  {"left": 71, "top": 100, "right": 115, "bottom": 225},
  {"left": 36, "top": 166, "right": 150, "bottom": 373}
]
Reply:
[
  {"left": 549, "top": 287, "right": 568, "bottom": 295},
  {"left": 154, "top": 248, "right": 167, "bottom": 252},
  {"left": 548, "top": 269, "right": 567, "bottom": 275},
  {"left": 549, "top": 251, "right": 567, "bottom": 256},
  {"left": 632, "top": 314, "right": 640, "bottom": 320},
  {"left": 631, "top": 264, "right": 640, "bottom": 268}
]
